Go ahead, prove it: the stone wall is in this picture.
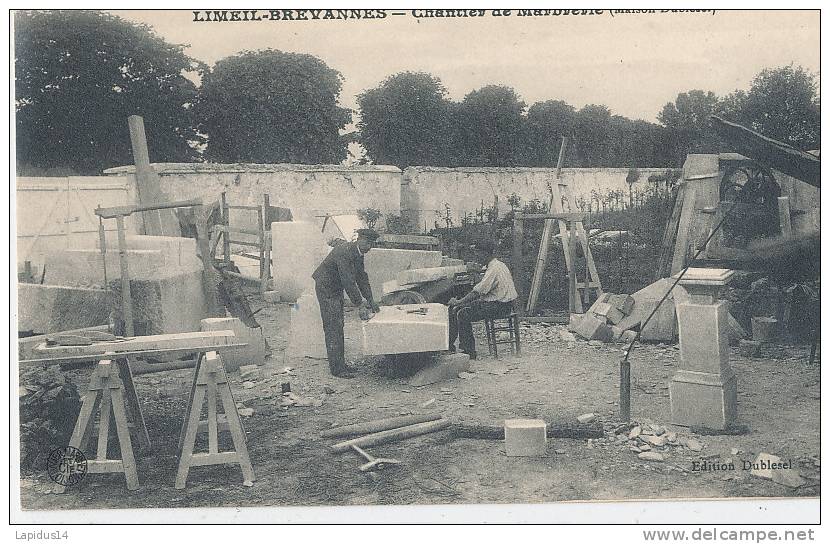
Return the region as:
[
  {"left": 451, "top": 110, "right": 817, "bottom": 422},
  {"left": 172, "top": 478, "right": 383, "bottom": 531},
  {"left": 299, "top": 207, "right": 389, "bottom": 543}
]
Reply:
[
  {"left": 103, "top": 163, "right": 402, "bottom": 225},
  {"left": 400, "top": 167, "right": 668, "bottom": 231}
]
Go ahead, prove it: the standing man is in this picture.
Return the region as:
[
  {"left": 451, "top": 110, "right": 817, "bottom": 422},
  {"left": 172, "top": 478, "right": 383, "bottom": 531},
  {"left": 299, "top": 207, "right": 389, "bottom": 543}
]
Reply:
[
  {"left": 447, "top": 240, "right": 518, "bottom": 359},
  {"left": 312, "top": 228, "right": 381, "bottom": 378}
]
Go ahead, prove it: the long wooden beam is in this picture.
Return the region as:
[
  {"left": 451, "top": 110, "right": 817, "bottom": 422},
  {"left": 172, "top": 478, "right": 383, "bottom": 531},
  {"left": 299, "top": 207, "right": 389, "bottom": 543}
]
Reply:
[{"left": 710, "top": 115, "right": 820, "bottom": 188}]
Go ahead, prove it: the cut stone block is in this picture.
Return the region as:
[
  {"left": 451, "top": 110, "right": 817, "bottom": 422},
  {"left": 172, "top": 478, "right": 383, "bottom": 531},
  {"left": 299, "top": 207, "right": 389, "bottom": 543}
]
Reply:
[
  {"left": 616, "top": 279, "right": 678, "bottom": 340},
  {"left": 271, "top": 221, "right": 331, "bottom": 303},
  {"left": 396, "top": 265, "right": 467, "bottom": 286},
  {"left": 677, "top": 301, "right": 731, "bottom": 374},
  {"left": 364, "top": 248, "right": 443, "bottom": 302},
  {"left": 573, "top": 313, "right": 613, "bottom": 342},
  {"left": 200, "top": 317, "right": 267, "bottom": 372},
  {"left": 670, "top": 369, "right": 738, "bottom": 429},
  {"left": 607, "top": 294, "right": 635, "bottom": 315},
  {"left": 17, "top": 283, "right": 112, "bottom": 334},
  {"left": 45, "top": 249, "right": 166, "bottom": 288},
  {"left": 408, "top": 353, "right": 470, "bottom": 386},
  {"left": 362, "top": 303, "right": 448, "bottom": 355},
  {"left": 610, "top": 325, "right": 624, "bottom": 341},
  {"left": 592, "top": 302, "right": 613, "bottom": 318},
  {"left": 441, "top": 257, "right": 464, "bottom": 266},
  {"left": 751, "top": 317, "right": 778, "bottom": 343},
  {"left": 321, "top": 214, "right": 364, "bottom": 245},
  {"left": 287, "top": 289, "right": 328, "bottom": 359},
  {"left": 109, "top": 271, "right": 206, "bottom": 335},
  {"left": 586, "top": 292, "right": 611, "bottom": 315},
  {"left": 504, "top": 419, "right": 547, "bottom": 457},
  {"left": 605, "top": 307, "right": 626, "bottom": 325},
  {"left": 98, "top": 235, "right": 202, "bottom": 270}
]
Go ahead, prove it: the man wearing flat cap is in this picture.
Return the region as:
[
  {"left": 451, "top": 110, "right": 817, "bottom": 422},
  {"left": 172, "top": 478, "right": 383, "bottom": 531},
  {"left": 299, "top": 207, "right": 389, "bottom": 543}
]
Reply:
[
  {"left": 312, "top": 228, "right": 381, "bottom": 378},
  {"left": 447, "top": 239, "right": 518, "bottom": 359}
]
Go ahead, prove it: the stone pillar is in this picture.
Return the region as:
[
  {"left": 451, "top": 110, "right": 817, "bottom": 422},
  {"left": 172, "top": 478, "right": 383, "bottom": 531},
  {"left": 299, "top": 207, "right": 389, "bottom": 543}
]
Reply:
[{"left": 669, "top": 268, "right": 738, "bottom": 430}]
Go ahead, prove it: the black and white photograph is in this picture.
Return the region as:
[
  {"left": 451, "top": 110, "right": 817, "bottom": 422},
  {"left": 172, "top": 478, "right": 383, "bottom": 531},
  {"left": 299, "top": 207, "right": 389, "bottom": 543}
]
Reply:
[{"left": 10, "top": 6, "right": 822, "bottom": 528}]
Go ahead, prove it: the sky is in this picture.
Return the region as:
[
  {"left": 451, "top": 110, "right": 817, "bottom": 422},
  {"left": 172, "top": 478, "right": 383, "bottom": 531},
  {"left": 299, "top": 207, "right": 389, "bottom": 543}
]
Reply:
[{"left": 110, "top": 9, "right": 819, "bottom": 123}]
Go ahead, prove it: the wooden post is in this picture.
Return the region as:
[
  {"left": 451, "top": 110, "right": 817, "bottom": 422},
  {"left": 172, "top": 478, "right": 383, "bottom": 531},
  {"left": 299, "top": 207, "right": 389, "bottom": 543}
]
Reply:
[
  {"left": 620, "top": 359, "right": 631, "bottom": 422},
  {"left": 127, "top": 115, "right": 180, "bottom": 237},
  {"left": 512, "top": 213, "right": 524, "bottom": 315},
  {"left": 221, "top": 192, "right": 231, "bottom": 266},
  {"left": 195, "top": 205, "right": 224, "bottom": 318},
  {"left": 777, "top": 196, "right": 792, "bottom": 236},
  {"left": 525, "top": 137, "right": 569, "bottom": 315},
  {"left": 258, "top": 194, "right": 267, "bottom": 294},
  {"left": 115, "top": 215, "right": 134, "bottom": 337}
]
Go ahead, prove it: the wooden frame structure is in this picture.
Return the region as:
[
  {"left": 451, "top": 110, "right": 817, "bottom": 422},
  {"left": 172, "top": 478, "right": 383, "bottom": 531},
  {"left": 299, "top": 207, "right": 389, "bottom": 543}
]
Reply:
[{"left": 213, "top": 192, "right": 273, "bottom": 294}]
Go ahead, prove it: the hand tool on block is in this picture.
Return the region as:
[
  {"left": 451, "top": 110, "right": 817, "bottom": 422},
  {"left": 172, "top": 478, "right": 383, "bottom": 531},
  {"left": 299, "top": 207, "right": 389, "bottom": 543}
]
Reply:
[{"left": 350, "top": 444, "right": 400, "bottom": 472}]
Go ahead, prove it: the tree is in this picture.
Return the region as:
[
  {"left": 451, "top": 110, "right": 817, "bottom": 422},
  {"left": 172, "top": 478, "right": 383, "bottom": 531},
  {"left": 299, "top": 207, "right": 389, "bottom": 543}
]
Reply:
[
  {"left": 727, "top": 65, "right": 820, "bottom": 149},
  {"left": 15, "top": 10, "right": 202, "bottom": 174},
  {"left": 523, "top": 100, "right": 575, "bottom": 166},
  {"left": 573, "top": 104, "right": 612, "bottom": 166},
  {"left": 657, "top": 90, "right": 721, "bottom": 162},
  {"left": 455, "top": 85, "right": 526, "bottom": 166},
  {"left": 195, "top": 49, "right": 351, "bottom": 164},
  {"left": 357, "top": 72, "right": 454, "bottom": 168},
  {"left": 625, "top": 167, "right": 640, "bottom": 207}
]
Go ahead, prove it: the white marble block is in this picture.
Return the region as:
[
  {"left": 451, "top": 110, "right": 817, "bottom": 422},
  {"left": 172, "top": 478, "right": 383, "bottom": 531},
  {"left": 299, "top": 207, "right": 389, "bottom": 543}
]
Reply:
[
  {"left": 396, "top": 265, "right": 468, "bottom": 285},
  {"left": 270, "top": 221, "right": 330, "bottom": 302},
  {"left": 200, "top": 317, "right": 267, "bottom": 372},
  {"left": 362, "top": 303, "right": 449, "bottom": 355},
  {"left": 504, "top": 419, "right": 547, "bottom": 457},
  {"left": 287, "top": 290, "right": 328, "bottom": 359},
  {"left": 363, "top": 249, "right": 443, "bottom": 301}
]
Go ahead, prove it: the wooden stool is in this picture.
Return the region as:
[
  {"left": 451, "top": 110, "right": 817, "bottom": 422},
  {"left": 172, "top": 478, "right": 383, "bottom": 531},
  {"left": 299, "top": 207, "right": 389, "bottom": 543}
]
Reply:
[
  {"left": 56, "top": 359, "right": 139, "bottom": 492},
  {"left": 484, "top": 312, "right": 521, "bottom": 358},
  {"left": 175, "top": 351, "right": 254, "bottom": 489}
]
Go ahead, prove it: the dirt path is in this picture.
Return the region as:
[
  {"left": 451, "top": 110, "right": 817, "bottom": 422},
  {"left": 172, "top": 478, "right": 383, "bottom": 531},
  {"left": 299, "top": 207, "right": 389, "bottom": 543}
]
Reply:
[{"left": 20, "top": 298, "right": 820, "bottom": 509}]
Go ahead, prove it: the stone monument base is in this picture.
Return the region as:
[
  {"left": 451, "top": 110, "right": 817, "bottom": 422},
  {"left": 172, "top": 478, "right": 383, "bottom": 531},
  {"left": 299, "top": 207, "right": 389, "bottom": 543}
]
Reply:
[{"left": 670, "top": 369, "right": 738, "bottom": 429}]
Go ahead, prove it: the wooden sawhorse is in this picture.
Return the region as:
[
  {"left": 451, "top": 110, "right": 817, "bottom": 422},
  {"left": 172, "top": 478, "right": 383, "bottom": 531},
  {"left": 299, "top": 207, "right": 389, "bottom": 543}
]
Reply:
[
  {"left": 29, "top": 331, "right": 253, "bottom": 492},
  {"left": 175, "top": 351, "right": 254, "bottom": 489}
]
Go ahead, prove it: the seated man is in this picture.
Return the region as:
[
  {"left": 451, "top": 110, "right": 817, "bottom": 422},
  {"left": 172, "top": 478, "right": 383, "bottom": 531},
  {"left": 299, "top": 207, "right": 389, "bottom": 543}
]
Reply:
[{"left": 447, "top": 240, "right": 518, "bottom": 359}]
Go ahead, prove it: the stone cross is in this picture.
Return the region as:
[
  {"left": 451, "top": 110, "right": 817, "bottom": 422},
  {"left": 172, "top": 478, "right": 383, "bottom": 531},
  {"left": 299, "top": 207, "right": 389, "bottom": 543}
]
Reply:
[{"left": 669, "top": 268, "right": 738, "bottom": 430}]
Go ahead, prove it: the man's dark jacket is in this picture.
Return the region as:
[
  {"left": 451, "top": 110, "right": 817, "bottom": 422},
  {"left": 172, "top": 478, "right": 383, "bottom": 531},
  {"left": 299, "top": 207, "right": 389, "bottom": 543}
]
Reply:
[{"left": 312, "top": 241, "right": 374, "bottom": 305}]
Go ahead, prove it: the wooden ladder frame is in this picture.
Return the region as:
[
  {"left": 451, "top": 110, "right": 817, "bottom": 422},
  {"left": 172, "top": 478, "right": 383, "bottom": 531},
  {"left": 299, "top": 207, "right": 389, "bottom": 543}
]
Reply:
[
  {"left": 514, "top": 175, "right": 603, "bottom": 315},
  {"left": 213, "top": 192, "right": 272, "bottom": 294}
]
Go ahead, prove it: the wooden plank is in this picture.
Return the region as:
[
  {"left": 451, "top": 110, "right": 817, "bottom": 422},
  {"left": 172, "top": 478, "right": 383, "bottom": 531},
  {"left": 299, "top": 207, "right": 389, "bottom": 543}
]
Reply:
[
  {"left": 320, "top": 414, "right": 442, "bottom": 439},
  {"left": 511, "top": 216, "right": 525, "bottom": 313},
  {"left": 34, "top": 331, "right": 237, "bottom": 356},
  {"left": 710, "top": 115, "right": 820, "bottom": 188},
  {"left": 188, "top": 452, "right": 240, "bottom": 466},
  {"left": 227, "top": 239, "right": 261, "bottom": 248},
  {"left": 216, "top": 225, "right": 262, "bottom": 236},
  {"left": 21, "top": 344, "right": 245, "bottom": 367},
  {"left": 221, "top": 193, "right": 231, "bottom": 265},
  {"left": 331, "top": 419, "right": 452, "bottom": 453},
  {"left": 575, "top": 221, "right": 602, "bottom": 299},
  {"left": 127, "top": 115, "right": 181, "bottom": 237}
]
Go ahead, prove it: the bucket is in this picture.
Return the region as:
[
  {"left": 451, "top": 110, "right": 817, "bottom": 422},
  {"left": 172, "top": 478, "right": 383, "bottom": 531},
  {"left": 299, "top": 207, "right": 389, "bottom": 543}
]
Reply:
[{"left": 751, "top": 316, "right": 778, "bottom": 343}]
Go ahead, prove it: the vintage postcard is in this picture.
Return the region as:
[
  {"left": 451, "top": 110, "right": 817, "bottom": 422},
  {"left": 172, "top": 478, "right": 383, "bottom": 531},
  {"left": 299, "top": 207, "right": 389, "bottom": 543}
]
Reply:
[{"left": 11, "top": 7, "right": 821, "bottom": 527}]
